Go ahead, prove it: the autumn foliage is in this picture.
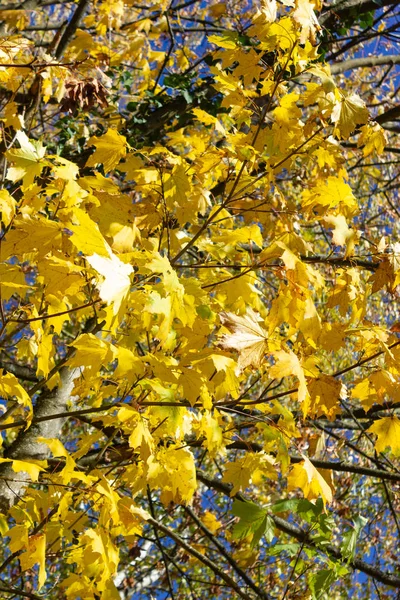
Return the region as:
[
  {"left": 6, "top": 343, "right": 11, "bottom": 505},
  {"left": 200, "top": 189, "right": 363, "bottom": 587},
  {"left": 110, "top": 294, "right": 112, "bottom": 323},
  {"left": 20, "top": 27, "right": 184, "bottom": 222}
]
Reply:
[{"left": 0, "top": 0, "right": 400, "bottom": 598}]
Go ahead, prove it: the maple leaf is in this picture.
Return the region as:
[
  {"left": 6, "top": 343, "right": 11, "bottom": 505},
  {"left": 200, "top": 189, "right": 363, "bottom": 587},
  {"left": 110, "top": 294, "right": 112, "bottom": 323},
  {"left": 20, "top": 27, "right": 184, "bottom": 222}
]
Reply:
[
  {"left": 219, "top": 309, "right": 269, "bottom": 371},
  {"left": 306, "top": 375, "right": 346, "bottom": 420},
  {"left": 288, "top": 456, "right": 333, "bottom": 507},
  {"left": 147, "top": 446, "right": 197, "bottom": 505},
  {"left": 6, "top": 130, "right": 46, "bottom": 188},
  {"left": 292, "top": 0, "right": 321, "bottom": 44},
  {"left": 302, "top": 176, "right": 358, "bottom": 216},
  {"left": 86, "top": 129, "right": 127, "bottom": 173},
  {"left": 324, "top": 214, "right": 359, "bottom": 256},
  {"left": 20, "top": 533, "right": 46, "bottom": 590},
  {"left": 367, "top": 417, "right": 400, "bottom": 456},
  {"left": 259, "top": 0, "right": 277, "bottom": 22},
  {"left": 0, "top": 371, "right": 31, "bottom": 417},
  {"left": 331, "top": 93, "right": 369, "bottom": 139},
  {"left": 0, "top": 458, "right": 47, "bottom": 481},
  {"left": 126, "top": 415, "right": 154, "bottom": 461},
  {"left": 222, "top": 452, "right": 276, "bottom": 495},
  {"left": 269, "top": 349, "right": 308, "bottom": 405},
  {"left": 0, "top": 189, "right": 15, "bottom": 227},
  {"left": 68, "top": 207, "right": 110, "bottom": 257},
  {"left": 87, "top": 250, "right": 133, "bottom": 315},
  {"left": 358, "top": 122, "right": 387, "bottom": 156}
]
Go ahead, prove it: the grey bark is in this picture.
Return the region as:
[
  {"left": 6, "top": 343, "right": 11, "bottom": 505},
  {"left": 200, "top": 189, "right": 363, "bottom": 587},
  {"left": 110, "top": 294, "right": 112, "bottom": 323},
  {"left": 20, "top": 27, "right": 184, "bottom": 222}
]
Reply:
[
  {"left": 0, "top": 366, "right": 80, "bottom": 512},
  {"left": 331, "top": 55, "right": 400, "bottom": 74},
  {"left": 319, "top": 0, "right": 398, "bottom": 27}
]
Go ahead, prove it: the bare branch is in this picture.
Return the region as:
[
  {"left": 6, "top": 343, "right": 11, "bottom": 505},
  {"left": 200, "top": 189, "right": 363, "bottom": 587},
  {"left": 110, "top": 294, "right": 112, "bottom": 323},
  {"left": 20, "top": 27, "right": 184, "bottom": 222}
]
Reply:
[
  {"left": 147, "top": 516, "right": 255, "bottom": 600},
  {"left": 331, "top": 55, "right": 400, "bottom": 74},
  {"left": 54, "top": 0, "right": 91, "bottom": 58}
]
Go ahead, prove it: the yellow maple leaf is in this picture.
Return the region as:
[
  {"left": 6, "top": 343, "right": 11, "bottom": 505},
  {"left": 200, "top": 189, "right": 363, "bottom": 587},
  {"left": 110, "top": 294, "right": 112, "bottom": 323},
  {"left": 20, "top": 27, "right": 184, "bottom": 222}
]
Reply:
[
  {"left": 68, "top": 208, "right": 110, "bottom": 257},
  {"left": 367, "top": 416, "right": 400, "bottom": 456},
  {"left": 0, "top": 458, "right": 47, "bottom": 481},
  {"left": 81, "top": 528, "right": 119, "bottom": 581},
  {"left": 147, "top": 446, "right": 197, "bottom": 505},
  {"left": 178, "top": 366, "right": 206, "bottom": 406},
  {"left": 299, "top": 297, "right": 321, "bottom": 349},
  {"left": 216, "top": 224, "right": 263, "bottom": 248},
  {"left": 0, "top": 371, "right": 31, "bottom": 413},
  {"left": 331, "top": 93, "right": 369, "bottom": 139},
  {"left": 0, "top": 189, "right": 16, "bottom": 227},
  {"left": 2, "top": 217, "right": 62, "bottom": 261},
  {"left": 6, "top": 130, "right": 47, "bottom": 188},
  {"left": 86, "top": 128, "right": 127, "bottom": 173},
  {"left": 198, "top": 412, "right": 224, "bottom": 456},
  {"left": 163, "top": 163, "right": 191, "bottom": 212},
  {"left": 324, "top": 214, "right": 359, "bottom": 257},
  {"left": 302, "top": 176, "right": 358, "bottom": 216},
  {"left": 222, "top": 452, "right": 276, "bottom": 496},
  {"left": 219, "top": 308, "right": 268, "bottom": 371},
  {"left": 306, "top": 375, "right": 345, "bottom": 420},
  {"left": 128, "top": 417, "right": 154, "bottom": 462},
  {"left": 292, "top": 0, "right": 321, "bottom": 44},
  {"left": 203, "top": 510, "right": 222, "bottom": 534},
  {"left": 30, "top": 324, "right": 53, "bottom": 379},
  {"left": 20, "top": 533, "right": 46, "bottom": 590},
  {"left": 358, "top": 122, "right": 387, "bottom": 156},
  {"left": 87, "top": 249, "right": 133, "bottom": 315},
  {"left": 211, "top": 354, "right": 241, "bottom": 400},
  {"left": 288, "top": 456, "right": 333, "bottom": 507},
  {"left": 68, "top": 333, "right": 114, "bottom": 372},
  {"left": 208, "top": 31, "right": 238, "bottom": 49},
  {"left": 269, "top": 349, "right": 308, "bottom": 404},
  {"left": 192, "top": 107, "right": 225, "bottom": 133}
]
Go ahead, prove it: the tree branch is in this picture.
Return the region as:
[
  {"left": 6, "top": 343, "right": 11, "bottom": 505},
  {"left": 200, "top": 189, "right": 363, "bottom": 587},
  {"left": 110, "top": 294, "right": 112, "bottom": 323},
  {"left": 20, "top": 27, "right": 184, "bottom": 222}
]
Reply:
[
  {"left": 197, "top": 472, "right": 400, "bottom": 589},
  {"left": 54, "top": 0, "right": 91, "bottom": 58},
  {"left": 238, "top": 245, "right": 379, "bottom": 272},
  {"left": 147, "top": 516, "right": 254, "bottom": 600},
  {"left": 0, "top": 367, "right": 80, "bottom": 512},
  {"left": 319, "top": 0, "right": 398, "bottom": 27},
  {"left": 0, "top": 359, "right": 37, "bottom": 382},
  {"left": 184, "top": 505, "right": 270, "bottom": 600},
  {"left": 375, "top": 105, "right": 400, "bottom": 125},
  {"left": 331, "top": 55, "right": 400, "bottom": 74},
  {"left": 0, "top": 318, "right": 104, "bottom": 512},
  {"left": 225, "top": 442, "right": 400, "bottom": 483}
]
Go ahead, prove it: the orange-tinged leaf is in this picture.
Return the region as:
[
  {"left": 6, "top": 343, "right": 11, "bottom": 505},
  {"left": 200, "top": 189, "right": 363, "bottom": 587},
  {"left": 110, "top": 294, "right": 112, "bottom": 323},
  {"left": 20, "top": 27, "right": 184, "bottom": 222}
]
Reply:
[{"left": 306, "top": 375, "right": 345, "bottom": 420}]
